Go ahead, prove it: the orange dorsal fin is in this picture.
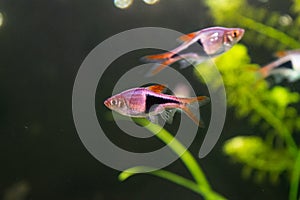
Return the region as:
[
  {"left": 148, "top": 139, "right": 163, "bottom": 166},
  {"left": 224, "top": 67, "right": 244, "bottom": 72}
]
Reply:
[
  {"left": 177, "top": 31, "right": 198, "bottom": 43},
  {"left": 274, "top": 50, "right": 287, "bottom": 58},
  {"left": 146, "top": 84, "right": 166, "bottom": 93}
]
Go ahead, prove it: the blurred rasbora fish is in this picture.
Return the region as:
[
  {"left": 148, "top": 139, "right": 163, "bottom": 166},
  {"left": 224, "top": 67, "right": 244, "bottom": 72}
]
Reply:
[
  {"left": 104, "top": 85, "right": 210, "bottom": 127},
  {"left": 141, "top": 26, "right": 245, "bottom": 76},
  {"left": 258, "top": 49, "right": 300, "bottom": 83}
]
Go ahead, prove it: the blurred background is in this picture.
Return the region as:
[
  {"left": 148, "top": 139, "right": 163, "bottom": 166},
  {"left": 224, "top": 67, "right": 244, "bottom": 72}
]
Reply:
[{"left": 0, "top": 0, "right": 298, "bottom": 199}]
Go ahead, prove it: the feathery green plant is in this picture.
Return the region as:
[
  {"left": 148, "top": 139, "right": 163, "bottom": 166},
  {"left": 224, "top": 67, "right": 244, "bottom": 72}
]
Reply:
[
  {"left": 203, "top": 1, "right": 300, "bottom": 199},
  {"left": 196, "top": 43, "right": 300, "bottom": 200},
  {"left": 205, "top": 0, "right": 300, "bottom": 50},
  {"left": 113, "top": 0, "right": 300, "bottom": 199},
  {"left": 119, "top": 118, "right": 227, "bottom": 200}
]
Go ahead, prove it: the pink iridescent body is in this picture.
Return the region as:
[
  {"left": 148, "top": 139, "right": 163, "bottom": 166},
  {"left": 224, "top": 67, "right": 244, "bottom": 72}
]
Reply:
[
  {"left": 258, "top": 49, "right": 300, "bottom": 83},
  {"left": 104, "top": 85, "right": 210, "bottom": 127},
  {"left": 142, "top": 26, "right": 245, "bottom": 75}
]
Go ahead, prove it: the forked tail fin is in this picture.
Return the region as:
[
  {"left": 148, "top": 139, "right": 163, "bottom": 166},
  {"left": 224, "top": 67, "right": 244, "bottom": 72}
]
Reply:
[
  {"left": 141, "top": 52, "right": 180, "bottom": 76},
  {"left": 258, "top": 65, "right": 272, "bottom": 78},
  {"left": 258, "top": 55, "right": 292, "bottom": 78},
  {"left": 179, "top": 96, "right": 210, "bottom": 127},
  {"left": 141, "top": 52, "right": 174, "bottom": 62}
]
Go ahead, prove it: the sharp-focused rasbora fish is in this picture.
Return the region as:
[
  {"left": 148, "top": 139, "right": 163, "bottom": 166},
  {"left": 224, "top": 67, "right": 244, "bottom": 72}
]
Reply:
[
  {"left": 104, "top": 85, "right": 210, "bottom": 127},
  {"left": 258, "top": 49, "right": 300, "bottom": 83},
  {"left": 142, "top": 26, "right": 245, "bottom": 76}
]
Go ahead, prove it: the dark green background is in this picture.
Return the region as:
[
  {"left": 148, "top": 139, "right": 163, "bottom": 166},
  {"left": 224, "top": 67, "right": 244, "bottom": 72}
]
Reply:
[{"left": 0, "top": 0, "right": 293, "bottom": 199}]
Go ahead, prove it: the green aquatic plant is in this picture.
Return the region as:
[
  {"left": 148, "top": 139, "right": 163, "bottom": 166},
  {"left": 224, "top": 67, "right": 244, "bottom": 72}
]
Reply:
[
  {"left": 119, "top": 118, "right": 227, "bottom": 200},
  {"left": 113, "top": 1, "right": 300, "bottom": 199},
  {"left": 196, "top": 44, "right": 300, "bottom": 200},
  {"left": 203, "top": 1, "right": 300, "bottom": 199},
  {"left": 293, "top": 0, "right": 300, "bottom": 15},
  {"left": 223, "top": 136, "right": 294, "bottom": 183},
  {"left": 205, "top": 0, "right": 300, "bottom": 50}
]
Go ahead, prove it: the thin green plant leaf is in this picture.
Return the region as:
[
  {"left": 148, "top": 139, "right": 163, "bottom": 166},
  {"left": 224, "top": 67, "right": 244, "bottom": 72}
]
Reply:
[
  {"left": 119, "top": 118, "right": 227, "bottom": 200},
  {"left": 289, "top": 149, "right": 300, "bottom": 200},
  {"left": 119, "top": 166, "right": 208, "bottom": 197}
]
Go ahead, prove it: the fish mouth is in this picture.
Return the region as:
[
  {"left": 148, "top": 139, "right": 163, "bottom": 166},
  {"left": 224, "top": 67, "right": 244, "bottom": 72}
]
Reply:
[
  {"left": 104, "top": 99, "right": 110, "bottom": 107},
  {"left": 238, "top": 28, "right": 245, "bottom": 39}
]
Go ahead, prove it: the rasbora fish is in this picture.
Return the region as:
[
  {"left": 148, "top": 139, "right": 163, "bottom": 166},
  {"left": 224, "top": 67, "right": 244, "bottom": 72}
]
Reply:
[
  {"left": 258, "top": 49, "right": 300, "bottom": 83},
  {"left": 104, "top": 84, "right": 210, "bottom": 127},
  {"left": 142, "top": 26, "right": 245, "bottom": 76}
]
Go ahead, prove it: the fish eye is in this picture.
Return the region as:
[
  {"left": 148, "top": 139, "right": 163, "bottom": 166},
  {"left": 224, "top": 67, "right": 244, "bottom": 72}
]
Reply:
[
  {"left": 232, "top": 31, "right": 237, "bottom": 38},
  {"left": 110, "top": 99, "right": 117, "bottom": 106}
]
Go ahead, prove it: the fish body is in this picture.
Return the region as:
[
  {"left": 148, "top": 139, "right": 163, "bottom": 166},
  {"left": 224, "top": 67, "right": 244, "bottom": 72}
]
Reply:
[
  {"left": 142, "top": 26, "right": 245, "bottom": 76},
  {"left": 104, "top": 85, "right": 210, "bottom": 127},
  {"left": 259, "top": 49, "right": 300, "bottom": 83}
]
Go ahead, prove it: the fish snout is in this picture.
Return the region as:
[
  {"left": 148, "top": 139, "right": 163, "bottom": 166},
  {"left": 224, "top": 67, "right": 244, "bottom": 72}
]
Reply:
[
  {"left": 237, "top": 28, "right": 245, "bottom": 39},
  {"left": 104, "top": 99, "right": 110, "bottom": 108}
]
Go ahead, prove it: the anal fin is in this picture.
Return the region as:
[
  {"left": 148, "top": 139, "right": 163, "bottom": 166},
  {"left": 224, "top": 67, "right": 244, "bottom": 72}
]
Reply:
[
  {"left": 147, "top": 115, "right": 159, "bottom": 124},
  {"left": 160, "top": 109, "right": 177, "bottom": 124}
]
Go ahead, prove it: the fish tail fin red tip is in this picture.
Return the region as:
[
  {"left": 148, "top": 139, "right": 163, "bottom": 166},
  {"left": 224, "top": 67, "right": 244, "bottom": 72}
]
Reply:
[
  {"left": 258, "top": 66, "right": 270, "bottom": 78},
  {"left": 243, "top": 66, "right": 267, "bottom": 80},
  {"left": 144, "top": 62, "right": 170, "bottom": 77},
  {"left": 141, "top": 52, "right": 174, "bottom": 63},
  {"left": 181, "top": 106, "right": 205, "bottom": 128},
  {"left": 187, "top": 96, "right": 210, "bottom": 106},
  {"left": 258, "top": 65, "right": 273, "bottom": 78},
  {"left": 196, "top": 96, "right": 210, "bottom": 104},
  {"left": 181, "top": 96, "right": 210, "bottom": 105},
  {"left": 179, "top": 95, "right": 210, "bottom": 128},
  {"left": 145, "top": 57, "right": 181, "bottom": 77},
  {"left": 243, "top": 63, "right": 272, "bottom": 79}
]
